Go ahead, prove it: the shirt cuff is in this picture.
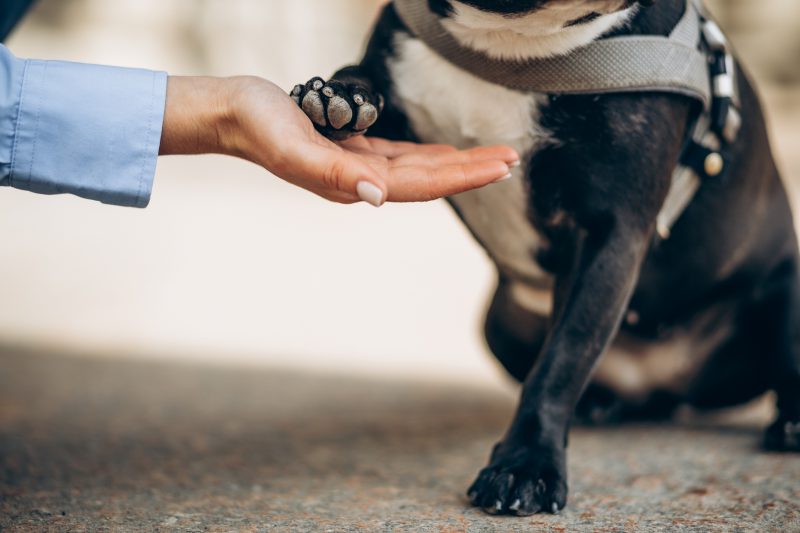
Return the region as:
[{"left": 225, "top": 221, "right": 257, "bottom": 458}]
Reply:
[{"left": 4, "top": 51, "right": 167, "bottom": 208}]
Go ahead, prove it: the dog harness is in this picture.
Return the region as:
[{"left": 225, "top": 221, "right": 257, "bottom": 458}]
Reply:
[{"left": 394, "top": 0, "right": 741, "bottom": 240}]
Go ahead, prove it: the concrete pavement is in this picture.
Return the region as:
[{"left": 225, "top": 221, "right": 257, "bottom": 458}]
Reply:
[{"left": 1, "top": 348, "right": 798, "bottom": 532}]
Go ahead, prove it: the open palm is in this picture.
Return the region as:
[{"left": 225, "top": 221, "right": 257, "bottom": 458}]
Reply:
[{"left": 232, "top": 77, "right": 518, "bottom": 206}]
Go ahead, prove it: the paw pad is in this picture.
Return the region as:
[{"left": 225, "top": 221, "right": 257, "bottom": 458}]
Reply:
[
  {"left": 290, "top": 76, "right": 382, "bottom": 140},
  {"left": 327, "top": 96, "right": 353, "bottom": 130},
  {"left": 301, "top": 90, "right": 326, "bottom": 127}
]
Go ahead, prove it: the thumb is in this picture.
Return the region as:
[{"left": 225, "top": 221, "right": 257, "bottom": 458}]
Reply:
[{"left": 303, "top": 144, "right": 388, "bottom": 207}]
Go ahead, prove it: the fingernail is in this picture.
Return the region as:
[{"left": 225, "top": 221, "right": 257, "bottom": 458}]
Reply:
[
  {"left": 509, "top": 160, "right": 521, "bottom": 168},
  {"left": 493, "top": 173, "right": 513, "bottom": 183},
  {"left": 357, "top": 181, "right": 385, "bottom": 207}
]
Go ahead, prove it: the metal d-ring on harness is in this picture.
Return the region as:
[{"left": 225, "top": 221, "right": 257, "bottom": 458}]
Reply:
[
  {"left": 393, "top": 0, "right": 742, "bottom": 240},
  {"left": 656, "top": 6, "right": 742, "bottom": 239}
]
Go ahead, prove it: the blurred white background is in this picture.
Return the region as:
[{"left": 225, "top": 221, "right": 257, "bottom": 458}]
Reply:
[{"left": 1, "top": 0, "right": 798, "bottom": 386}]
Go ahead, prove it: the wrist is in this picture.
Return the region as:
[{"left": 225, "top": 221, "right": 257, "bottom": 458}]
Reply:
[
  {"left": 211, "top": 76, "right": 264, "bottom": 160},
  {"left": 159, "top": 76, "right": 236, "bottom": 156}
]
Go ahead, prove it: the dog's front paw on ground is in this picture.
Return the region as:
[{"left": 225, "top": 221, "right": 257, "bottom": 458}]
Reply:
[
  {"left": 291, "top": 77, "right": 382, "bottom": 141},
  {"left": 764, "top": 417, "right": 800, "bottom": 452},
  {"left": 467, "top": 444, "right": 567, "bottom": 516}
]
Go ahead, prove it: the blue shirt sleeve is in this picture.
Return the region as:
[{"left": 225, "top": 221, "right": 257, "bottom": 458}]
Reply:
[{"left": 0, "top": 45, "right": 167, "bottom": 207}]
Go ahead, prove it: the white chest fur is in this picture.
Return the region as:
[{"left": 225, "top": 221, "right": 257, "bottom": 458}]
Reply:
[{"left": 388, "top": 35, "right": 554, "bottom": 287}]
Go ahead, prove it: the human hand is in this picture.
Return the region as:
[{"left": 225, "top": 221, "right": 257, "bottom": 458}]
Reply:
[{"left": 159, "top": 76, "right": 519, "bottom": 206}]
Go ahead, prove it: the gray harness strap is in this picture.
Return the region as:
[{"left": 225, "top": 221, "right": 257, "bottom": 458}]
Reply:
[{"left": 394, "top": 0, "right": 711, "bottom": 108}]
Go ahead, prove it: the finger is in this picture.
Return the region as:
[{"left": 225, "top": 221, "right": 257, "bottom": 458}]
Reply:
[
  {"left": 397, "top": 145, "right": 521, "bottom": 168},
  {"left": 308, "top": 187, "right": 360, "bottom": 204},
  {"left": 294, "top": 143, "right": 388, "bottom": 207},
  {"left": 287, "top": 177, "right": 361, "bottom": 204},
  {"left": 370, "top": 139, "right": 519, "bottom": 165},
  {"left": 339, "top": 137, "right": 458, "bottom": 158},
  {"left": 385, "top": 160, "right": 511, "bottom": 202}
]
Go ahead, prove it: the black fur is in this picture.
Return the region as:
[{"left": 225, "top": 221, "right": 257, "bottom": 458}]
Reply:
[
  {"left": 294, "top": 0, "right": 800, "bottom": 516},
  {"left": 427, "top": 0, "right": 454, "bottom": 17},
  {"left": 565, "top": 12, "right": 603, "bottom": 27}
]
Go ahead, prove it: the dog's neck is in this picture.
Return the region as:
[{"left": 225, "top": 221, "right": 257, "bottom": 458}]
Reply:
[{"left": 439, "top": 3, "right": 639, "bottom": 61}]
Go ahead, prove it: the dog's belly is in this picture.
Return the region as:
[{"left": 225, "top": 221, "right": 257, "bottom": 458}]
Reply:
[
  {"left": 597, "top": 333, "right": 712, "bottom": 400},
  {"left": 389, "top": 35, "right": 553, "bottom": 291},
  {"left": 596, "top": 303, "right": 735, "bottom": 400}
]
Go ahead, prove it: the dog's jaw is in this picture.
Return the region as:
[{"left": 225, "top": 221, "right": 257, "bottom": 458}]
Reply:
[{"left": 440, "top": 3, "right": 638, "bottom": 60}]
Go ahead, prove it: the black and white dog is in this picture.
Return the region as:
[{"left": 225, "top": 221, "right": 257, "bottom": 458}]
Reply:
[{"left": 292, "top": 0, "right": 800, "bottom": 516}]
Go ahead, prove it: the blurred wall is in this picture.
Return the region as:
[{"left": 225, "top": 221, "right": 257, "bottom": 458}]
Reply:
[
  {"left": 1, "top": 0, "right": 798, "bottom": 384},
  {"left": 706, "top": 0, "right": 800, "bottom": 86}
]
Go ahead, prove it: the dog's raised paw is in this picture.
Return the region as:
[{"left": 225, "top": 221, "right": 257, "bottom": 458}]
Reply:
[
  {"left": 291, "top": 77, "right": 382, "bottom": 141},
  {"left": 764, "top": 417, "right": 800, "bottom": 452},
  {"left": 467, "top": 445, "right": 567, "bottom": 516}
]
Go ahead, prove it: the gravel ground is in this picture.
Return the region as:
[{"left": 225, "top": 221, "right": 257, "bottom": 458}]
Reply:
[{"left": 1, "top": 348, "right": 798, "bottom": 532}]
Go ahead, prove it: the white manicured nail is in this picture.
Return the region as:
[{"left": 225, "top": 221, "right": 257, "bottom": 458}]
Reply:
[
  {"left": 493, "top": 173, "right": 513, "bottom": 183},
  {"left": 509, "top": 160, "right": 521, "bottom": 168},
  {"left": 357, "top": 181, "right": 385, "bottom": 207}
]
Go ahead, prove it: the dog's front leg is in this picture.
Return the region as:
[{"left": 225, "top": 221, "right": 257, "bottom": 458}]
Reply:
[{"left": 468, "top": 220, "right": 651, "bottom": 516}]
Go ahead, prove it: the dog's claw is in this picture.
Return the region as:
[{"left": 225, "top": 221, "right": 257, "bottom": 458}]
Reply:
[
  {"left": 290, "top": 76, "right": 383, "bottom": 140},
  {"left": 468, "top": 443, "right": 568, "bottom": 516}
]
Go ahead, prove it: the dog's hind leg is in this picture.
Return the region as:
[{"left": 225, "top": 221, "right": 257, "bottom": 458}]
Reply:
[
  {"left": 484, "top": 278, "right": 549, "bottom": 383},
  {"left": 762, "top": 256, "right": 800, "bottom": 452},
  {"left": 683, "top": 313, "right": 773, "bottom": 412},
  {"left": 680, "top": 253, "right": 800, "bottom": 451}
]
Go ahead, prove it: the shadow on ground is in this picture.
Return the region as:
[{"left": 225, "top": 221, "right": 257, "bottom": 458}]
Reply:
[{"left": 0, "top": 348, "right": 798, "bottom": 532}]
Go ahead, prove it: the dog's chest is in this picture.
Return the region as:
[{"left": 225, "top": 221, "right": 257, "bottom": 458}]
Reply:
[{"left": 388, "top": 35, "right": 553, "bottom": 285}]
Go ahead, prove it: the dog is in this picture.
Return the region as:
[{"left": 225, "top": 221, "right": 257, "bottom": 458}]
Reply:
[{"left": 291, "top": 0, "right": 800, "bottom": 516}]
